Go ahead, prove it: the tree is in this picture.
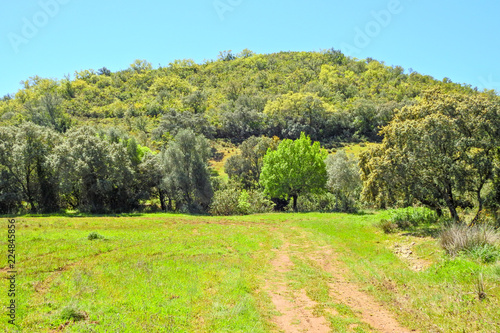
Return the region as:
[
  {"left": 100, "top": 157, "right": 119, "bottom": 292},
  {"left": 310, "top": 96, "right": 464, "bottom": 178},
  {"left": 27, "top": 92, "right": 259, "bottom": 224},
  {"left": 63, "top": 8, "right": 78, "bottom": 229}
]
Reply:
[
  {"left": 54, "top": 126, "right": 135, "bottom": 213},
  {"left": 360, "top": 89, "right": 500, "bottom": 223},
  {"left": 225, "top": 136, "right": 279, "bottom": 189},
  {"left": 159, "top": 129, "right": 213, "bottom": 212},
  {"left": 326, "top": 150, "right": 362, "bottom": 212},
  {"left": 263, "top": 92, "right": 332, "bottom": 140},
  {"left": 260, "top": 133, "right": 327, "bottom": 211},
  {"left": 0, "top": 122, "right": 60, "bottom": 213}
]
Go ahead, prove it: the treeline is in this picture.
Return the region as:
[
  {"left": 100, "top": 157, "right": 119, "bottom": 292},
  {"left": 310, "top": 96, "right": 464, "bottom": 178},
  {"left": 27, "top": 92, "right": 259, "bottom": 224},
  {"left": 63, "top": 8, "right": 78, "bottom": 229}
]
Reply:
[
  {"left": 0, "top": 123, "right": 215, "bottom": 214},
  {"left": 0, "top": 50, "right": 499, "bottom": 222},
  {"left": 0, "top": 49, "right": 482, "bottom": 146}
]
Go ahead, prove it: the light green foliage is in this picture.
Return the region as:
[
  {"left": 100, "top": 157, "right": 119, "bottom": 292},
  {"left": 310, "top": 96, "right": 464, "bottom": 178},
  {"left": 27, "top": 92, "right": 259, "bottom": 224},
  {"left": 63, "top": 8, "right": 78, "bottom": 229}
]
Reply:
[
  {"left": 260, "top": 133, "right": 327, "bottom": 210},
  {"left": 325, "top": 150, "right": 362, "bottom": 212}
]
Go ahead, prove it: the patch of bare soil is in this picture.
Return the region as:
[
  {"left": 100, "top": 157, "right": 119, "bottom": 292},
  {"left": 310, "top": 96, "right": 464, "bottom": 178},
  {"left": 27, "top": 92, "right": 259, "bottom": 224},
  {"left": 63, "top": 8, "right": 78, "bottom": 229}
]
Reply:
[
  {"left": 393, "top": 242, "right": 432, "bottom": 272},
  {"left": 310, "top": 246, "right": 416, "bottom": 333},
  {"left": 265, "top": 242, "right": 331, "bottom": 333}
]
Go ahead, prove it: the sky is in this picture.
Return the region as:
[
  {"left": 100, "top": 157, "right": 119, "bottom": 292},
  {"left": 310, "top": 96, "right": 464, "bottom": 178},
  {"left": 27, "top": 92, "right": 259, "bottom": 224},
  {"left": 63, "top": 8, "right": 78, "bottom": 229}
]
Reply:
[{"left": 1, "top": 0, "right": 500, "bottom": 96}]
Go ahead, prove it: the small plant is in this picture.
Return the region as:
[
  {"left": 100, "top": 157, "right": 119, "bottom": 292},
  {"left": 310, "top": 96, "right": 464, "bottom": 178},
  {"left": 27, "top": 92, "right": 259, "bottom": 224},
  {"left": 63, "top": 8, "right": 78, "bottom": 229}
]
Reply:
[
  {"left": 377, "top": 219, "right": 397, "bottom": 234},
  {"left": 476, "top": 273, "right": 487, "bottom": 301},
  {"left": 87, "top": 232, "right": 104, "bottom": 240},
  {"left": 60, "top": 306, "right": 87, "bottom": 321}
]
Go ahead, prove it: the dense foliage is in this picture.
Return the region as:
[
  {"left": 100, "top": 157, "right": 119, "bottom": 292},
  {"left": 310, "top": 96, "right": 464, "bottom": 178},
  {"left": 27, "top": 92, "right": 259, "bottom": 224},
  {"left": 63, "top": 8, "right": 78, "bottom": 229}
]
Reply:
[{"left": 0, "top": 50, "right": 498, "bottom": 218}]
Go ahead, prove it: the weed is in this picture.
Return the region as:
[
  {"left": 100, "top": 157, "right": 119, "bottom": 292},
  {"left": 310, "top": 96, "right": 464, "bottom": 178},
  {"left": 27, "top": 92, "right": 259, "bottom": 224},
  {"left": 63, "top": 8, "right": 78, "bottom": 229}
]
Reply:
[
  {"left": 60, "top": 306, "right": 87, "bottom": 322},
  {"left": 476, "top": 273, "right": 487, "bottom": 301},
  {"left": 87, "top": 232, "right": 104, "bottom": 240}
]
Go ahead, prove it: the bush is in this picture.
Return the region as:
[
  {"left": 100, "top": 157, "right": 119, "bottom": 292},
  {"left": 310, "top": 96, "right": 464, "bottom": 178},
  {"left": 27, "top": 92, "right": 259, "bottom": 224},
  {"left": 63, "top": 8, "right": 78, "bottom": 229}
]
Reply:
[
  {"left": 389, "top": 207, "right": 438, "bottom": 229},
  {"left": 293, "top": 192, "right": 336, "bottom": 212},
  {"left": 210, "top": 188, "right": 240, "bottom": 216},
  {"left": 440, "top": 224, "right": 500, "bottom": 262},
  {"left": 377, "top": 219, "right": 397, "bottom": 234},
  {"left": 247, "top": 190, "right": 275, "bottom": 213},
  {"left": 210, "top": 187, "right": 274, "bottom": 216}
]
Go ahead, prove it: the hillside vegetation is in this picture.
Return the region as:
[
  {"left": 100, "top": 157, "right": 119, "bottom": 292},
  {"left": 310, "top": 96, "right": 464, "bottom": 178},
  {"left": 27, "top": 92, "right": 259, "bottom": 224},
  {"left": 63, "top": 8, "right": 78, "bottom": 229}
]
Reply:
[
  {"left": 0, "top": 49, "right": 498, "bottom": 221},
  {"left": 0, "top": 49, "right": 485, "bottom": 145}
]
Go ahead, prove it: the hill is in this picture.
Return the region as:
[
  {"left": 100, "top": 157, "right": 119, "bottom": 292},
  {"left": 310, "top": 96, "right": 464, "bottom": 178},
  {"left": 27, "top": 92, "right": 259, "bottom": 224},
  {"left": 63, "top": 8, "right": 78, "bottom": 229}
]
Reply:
[{"left": 0, "top": 49, "right": 485, "bottom": 148}]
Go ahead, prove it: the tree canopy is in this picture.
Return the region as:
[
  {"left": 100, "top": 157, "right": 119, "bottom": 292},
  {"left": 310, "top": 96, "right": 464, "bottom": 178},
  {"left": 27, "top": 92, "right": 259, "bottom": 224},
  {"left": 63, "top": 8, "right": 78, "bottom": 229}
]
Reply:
[
  {"left": 360, "top": 89, "right": 500, "bottom": 223},
  {"left": 260, "top": 133, "right": 327, "bottom": 211}
]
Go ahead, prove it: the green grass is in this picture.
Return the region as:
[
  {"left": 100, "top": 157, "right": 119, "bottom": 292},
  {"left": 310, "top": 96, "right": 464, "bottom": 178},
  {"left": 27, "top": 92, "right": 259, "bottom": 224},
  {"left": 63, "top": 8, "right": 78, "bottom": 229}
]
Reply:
[{"left": 1, "top": 212, "right": 499, "bottom": 332}]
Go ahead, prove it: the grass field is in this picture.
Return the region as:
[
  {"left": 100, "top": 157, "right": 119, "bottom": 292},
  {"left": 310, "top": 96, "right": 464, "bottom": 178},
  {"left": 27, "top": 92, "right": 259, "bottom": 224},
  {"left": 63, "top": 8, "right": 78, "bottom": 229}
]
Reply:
[{"left": 1, "top": 212, "right": 499, "bottom": 332}]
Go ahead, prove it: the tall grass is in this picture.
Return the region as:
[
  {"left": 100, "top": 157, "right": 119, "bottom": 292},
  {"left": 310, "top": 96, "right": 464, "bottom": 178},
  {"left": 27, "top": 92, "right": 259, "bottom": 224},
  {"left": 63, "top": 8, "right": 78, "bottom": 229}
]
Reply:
[{"left": 440, "top": 224, "right": 500, "bottom": 262}]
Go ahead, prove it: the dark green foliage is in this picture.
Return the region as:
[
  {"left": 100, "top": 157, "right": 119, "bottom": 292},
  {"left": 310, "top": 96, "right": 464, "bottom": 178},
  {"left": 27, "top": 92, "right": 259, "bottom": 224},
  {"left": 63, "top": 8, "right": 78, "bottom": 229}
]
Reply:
[
  {"left": 88, "top": 232, "right": 105, "bottom": 240},
  {"left": 225, "top": 136, "right": 279, "bottom": 189},
  {"left": 60, "top": 306, "right": 87, "bottom": 322},
  {"left": 153, "top": 109, "right": 215, "bottom": 146},
  {"left": 210, "top": 182, "right": 274, "bottom": 215},
  {"left": 376, "top": 219, "right": 397, "bottom": 234},
  {"left": 294, "top": 192, "right": 336, "bottom": 212}
]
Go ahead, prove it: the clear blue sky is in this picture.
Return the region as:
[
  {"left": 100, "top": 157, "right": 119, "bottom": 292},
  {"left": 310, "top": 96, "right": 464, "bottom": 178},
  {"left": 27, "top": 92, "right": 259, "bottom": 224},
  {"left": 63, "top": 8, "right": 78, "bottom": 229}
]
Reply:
[{"left": 1, "top": 0, "right": 499, "bottom": 96}]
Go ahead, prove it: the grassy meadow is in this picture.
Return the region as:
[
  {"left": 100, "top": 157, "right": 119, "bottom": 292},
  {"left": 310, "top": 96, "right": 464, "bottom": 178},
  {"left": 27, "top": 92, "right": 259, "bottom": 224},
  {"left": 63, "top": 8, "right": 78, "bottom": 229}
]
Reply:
[{"left": 1, "top": 212, "right": 499, "bottom": 332}]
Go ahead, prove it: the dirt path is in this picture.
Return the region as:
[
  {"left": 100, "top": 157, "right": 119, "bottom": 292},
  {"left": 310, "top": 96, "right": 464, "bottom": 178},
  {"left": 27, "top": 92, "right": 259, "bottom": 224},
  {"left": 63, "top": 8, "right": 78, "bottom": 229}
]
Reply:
[
  {"left": 265, "top": 241, "right": 331, "bottom": 333},
  {"left": 265, "top": 231, "right": 415, "bottom": 333}
]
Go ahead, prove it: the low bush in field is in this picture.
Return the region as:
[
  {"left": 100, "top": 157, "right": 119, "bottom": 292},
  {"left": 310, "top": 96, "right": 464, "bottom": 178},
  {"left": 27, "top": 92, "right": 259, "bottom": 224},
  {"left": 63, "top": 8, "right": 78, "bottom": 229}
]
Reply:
[{"left": 440, "top": 224, "right": 500, "bottom": 262}]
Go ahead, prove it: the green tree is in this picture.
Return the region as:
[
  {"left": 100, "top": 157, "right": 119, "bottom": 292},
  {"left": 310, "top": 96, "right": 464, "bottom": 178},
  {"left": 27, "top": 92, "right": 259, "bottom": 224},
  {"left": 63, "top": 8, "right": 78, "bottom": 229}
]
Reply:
[
  {"left": 360, "top": 89, "right": 500, "bottom": 223},
  {"left": 260, "top": 133, "right": 327, "bottom": 211}
]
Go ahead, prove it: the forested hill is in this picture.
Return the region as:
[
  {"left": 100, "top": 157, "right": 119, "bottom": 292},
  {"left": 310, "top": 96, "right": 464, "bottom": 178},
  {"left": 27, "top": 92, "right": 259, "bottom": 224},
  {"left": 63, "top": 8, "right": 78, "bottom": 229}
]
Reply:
[{"left": 0, "top": 49, "right": 489, "bottom": 147}]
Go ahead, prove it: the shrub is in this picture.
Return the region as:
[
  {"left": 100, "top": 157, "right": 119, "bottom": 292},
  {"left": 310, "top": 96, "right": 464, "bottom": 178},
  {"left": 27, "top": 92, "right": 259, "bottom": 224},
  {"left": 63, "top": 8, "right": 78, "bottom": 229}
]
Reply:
[
  {"left": 440, "top": 224, "right": 500, "bottom": 261},
  {"left": 377, "top": 219, "right": 397, "bottom": 234},
  {"left": 294, "top": 192, "right": 336, "bottom": 212},
  {"left": 247, "top": 190, "right": 275, "bottom": 213},
  {"left": 237, "top": 190, "right": 251, "bottom": 215},
  {"left": 210, "top": 187, "right": 274, "bottom": 215},
  {"left": 389, "top": 207, "right": 438, "bottom": 229},
  {"left": 210, "top": 188, "right": 240, "bottom": 216}
]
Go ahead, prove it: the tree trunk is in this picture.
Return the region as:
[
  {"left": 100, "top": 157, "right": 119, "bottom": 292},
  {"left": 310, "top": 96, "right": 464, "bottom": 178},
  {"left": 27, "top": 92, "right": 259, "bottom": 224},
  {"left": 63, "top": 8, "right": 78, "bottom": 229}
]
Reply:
[
  {"left": 292, "top": 194, "right": 298, "bottom": 212},
  {"left": 159, "top": 190, "right": 166, "bottom": 211}
]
